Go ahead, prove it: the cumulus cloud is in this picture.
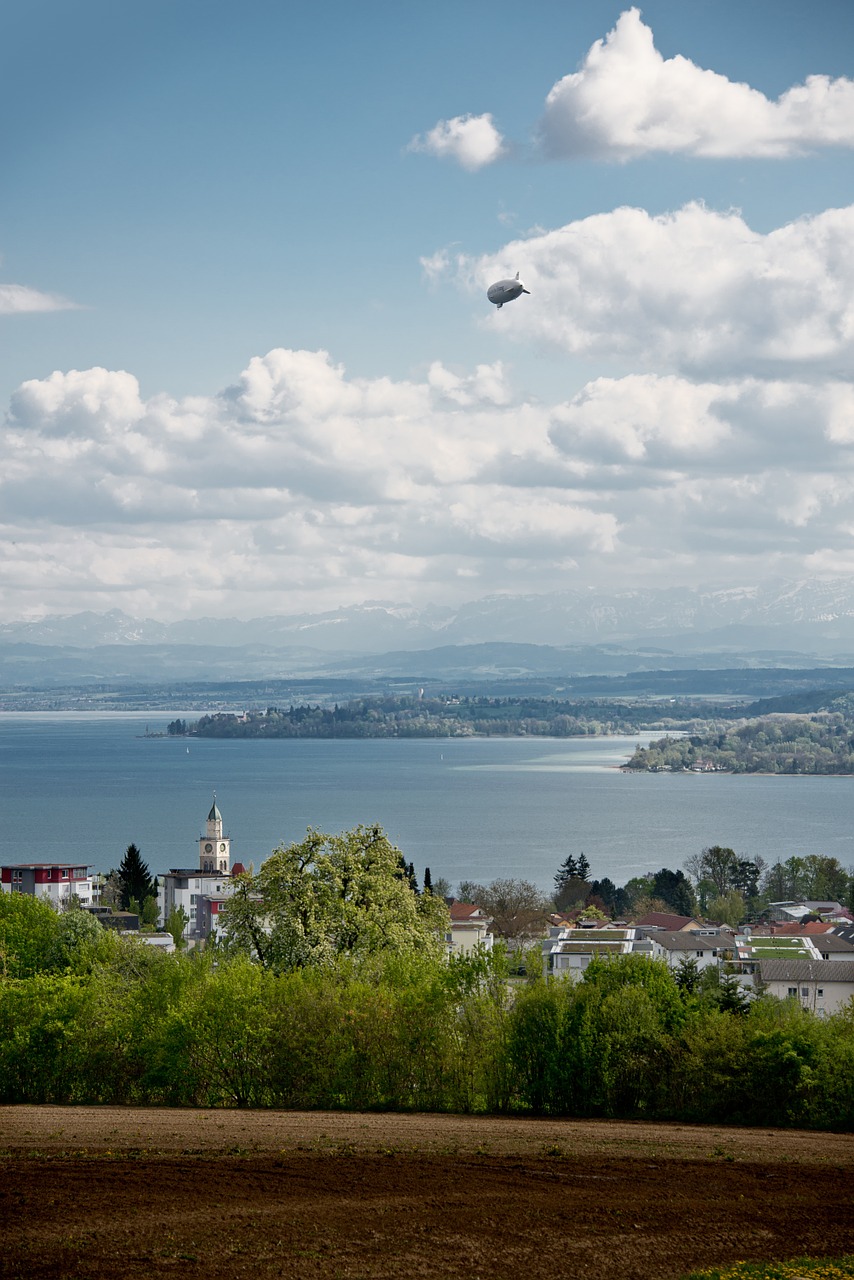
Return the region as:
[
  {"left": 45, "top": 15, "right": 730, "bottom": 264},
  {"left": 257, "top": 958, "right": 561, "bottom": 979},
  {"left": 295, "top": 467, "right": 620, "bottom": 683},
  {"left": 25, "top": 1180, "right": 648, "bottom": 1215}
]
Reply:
[
  {"left": 2, "top": 347, "right": 854, "bottom": 617},
  {"left": 0, "top": 283, "right": 78, "bottom": 314},
  {"left": 408, "top": 112, "right": 506, "bottom": 170},
  {"left": 461, "top": 202, "right": 854, "bottom": 374},
  {"left": 540, "top": 8, "right": 854, "bottom": 160}
]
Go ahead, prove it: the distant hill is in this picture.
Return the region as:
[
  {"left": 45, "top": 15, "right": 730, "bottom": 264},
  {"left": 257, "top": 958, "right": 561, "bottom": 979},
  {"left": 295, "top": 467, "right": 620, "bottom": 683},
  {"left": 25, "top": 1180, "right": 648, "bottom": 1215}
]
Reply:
[{"left": 7, "top": 580, "right": 854, "bottom": 694}]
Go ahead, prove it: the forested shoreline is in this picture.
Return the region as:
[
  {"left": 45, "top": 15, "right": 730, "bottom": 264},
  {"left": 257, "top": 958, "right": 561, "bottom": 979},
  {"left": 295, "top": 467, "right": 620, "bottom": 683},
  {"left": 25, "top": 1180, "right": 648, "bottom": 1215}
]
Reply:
[
  {"left": 627, "top": 706, "right": 854, "bottom": 774},
  {"left": 167, "top": 695, "right": 726, "bottom": 741}
]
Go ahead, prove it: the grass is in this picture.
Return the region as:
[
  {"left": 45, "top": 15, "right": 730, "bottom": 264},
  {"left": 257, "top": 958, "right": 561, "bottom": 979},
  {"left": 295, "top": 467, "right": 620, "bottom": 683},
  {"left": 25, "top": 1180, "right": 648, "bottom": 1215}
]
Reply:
[{"left": 680, "top": 1257, "right": 854, "bottom": 1280}]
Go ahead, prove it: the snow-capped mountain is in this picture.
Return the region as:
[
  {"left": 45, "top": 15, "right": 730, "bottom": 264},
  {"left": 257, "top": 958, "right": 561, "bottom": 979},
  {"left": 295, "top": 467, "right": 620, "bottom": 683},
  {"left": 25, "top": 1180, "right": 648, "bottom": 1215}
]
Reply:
[{"left": 6, "top": 580, "right": 854, "bottom": 655}]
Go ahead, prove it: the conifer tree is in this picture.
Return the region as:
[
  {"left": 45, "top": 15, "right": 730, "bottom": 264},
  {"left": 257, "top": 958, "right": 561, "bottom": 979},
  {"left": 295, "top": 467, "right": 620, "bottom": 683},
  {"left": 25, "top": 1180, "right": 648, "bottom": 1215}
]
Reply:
[
  {"left": 423, "top": 866, "right": 433, "bottom": 894},
  {"left": 118, "top": 844, "right": 155, "bottom": 911}
]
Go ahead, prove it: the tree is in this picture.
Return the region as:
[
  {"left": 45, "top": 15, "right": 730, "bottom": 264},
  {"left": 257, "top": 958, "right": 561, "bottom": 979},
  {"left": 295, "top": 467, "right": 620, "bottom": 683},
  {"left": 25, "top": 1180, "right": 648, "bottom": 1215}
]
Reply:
[
  {"left": 165, "top": 905, "right": 189, "bottom": 948},
  {"left": 685, "top": 846, "right": 738, "bottom": 896},
  {"left": 140, "top": 896, "right": 159, "bottom": 928},
  {"left": 708, "top": 889, "right": 746, "bottom": 929},
  {"left": 423, "top": 867, "right": 433, "bottom": 894},
  {"left": 717, "top": 971, "right": 750, "bottom": 1015},
  {"left": 802, "top": 855, "right": 850, "bottom": 903},
  {"left": 651, "top": 868, "right": 696, "bottom": 917},
  {"left": 118, "top": 844, "right": 155, "bottom": 912},
  {"left": 219, "top": 825, "right": 448, "bottom": 972},
  {"left": 588, "top": 877, "right": 630, "bottom": 919},
  {"left": 674, "top": 954, "right": 700, "bottom": 995},
  {"left": 99, "top": 869, "right": 122, "bottom": 911},
  {"left": 554, "top": 875, "right": 591, "bottom": 912},
  {"left": 430, "top": 875, "right": 451, "bottom": 900},
  {"left": 473, "top": 878, "right": 551, "bottom": 943},
  {"left": 622, "top": 874, "right": 655, "bottom": 913},
  {"left": 553, "top": 853, "right": 590, "bottom": 894}
]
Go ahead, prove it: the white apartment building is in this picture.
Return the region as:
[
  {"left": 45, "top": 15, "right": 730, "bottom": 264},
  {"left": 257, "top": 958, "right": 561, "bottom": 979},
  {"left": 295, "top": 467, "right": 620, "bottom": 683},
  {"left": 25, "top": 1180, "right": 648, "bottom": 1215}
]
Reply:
[{"left": 0, "top": 862, "right": 95, "bottom": 907}]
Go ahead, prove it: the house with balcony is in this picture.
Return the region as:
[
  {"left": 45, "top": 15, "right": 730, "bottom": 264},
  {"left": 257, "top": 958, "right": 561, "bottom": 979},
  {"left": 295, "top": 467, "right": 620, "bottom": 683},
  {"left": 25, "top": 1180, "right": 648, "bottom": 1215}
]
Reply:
[{"left": 1, "top": 862, "right": 94, "bottom": 907}]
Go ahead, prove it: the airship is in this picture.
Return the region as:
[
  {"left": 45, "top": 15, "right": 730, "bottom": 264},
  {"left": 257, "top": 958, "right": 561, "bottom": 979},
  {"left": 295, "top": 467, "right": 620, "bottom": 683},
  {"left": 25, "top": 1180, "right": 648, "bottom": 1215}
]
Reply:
[{"left": 487, "top": 271, "right": 530, "bottom": 309}]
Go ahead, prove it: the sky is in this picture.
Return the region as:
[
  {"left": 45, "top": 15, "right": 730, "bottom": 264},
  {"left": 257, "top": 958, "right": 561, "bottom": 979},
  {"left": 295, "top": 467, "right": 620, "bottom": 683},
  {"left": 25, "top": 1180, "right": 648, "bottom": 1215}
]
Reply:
[{"left": 2, "top": 0, "right": 854, "bottom": 623}]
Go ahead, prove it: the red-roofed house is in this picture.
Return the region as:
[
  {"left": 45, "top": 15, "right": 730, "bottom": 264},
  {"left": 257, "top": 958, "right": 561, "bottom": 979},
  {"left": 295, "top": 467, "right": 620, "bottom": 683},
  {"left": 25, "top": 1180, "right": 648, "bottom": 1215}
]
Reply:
[{"left": 446, "top": 901, "right": 493, "bottom": 956}]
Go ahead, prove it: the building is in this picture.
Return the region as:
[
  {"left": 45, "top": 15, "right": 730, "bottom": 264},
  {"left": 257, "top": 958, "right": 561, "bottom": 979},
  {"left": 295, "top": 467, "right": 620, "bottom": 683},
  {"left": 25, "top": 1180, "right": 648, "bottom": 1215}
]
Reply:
[
  {"left": 445, "top": 901, "right": 494, "bottom": 956},
  {"left": 757, "top": 959, "right": 854, "bottom": 1015},
  {"left": 768, "top": 900, "right": 846, "bottom": 923},
  {"left": 542, "top": 925, "right": 655, "bottom": 977},
  {"left": 158, "top": 796, "right": 243, "bottom": 943},
  {"left": 0, "top": 862, "right": 95, "bottom": 907},
  {"left": 645, "top": 930, "right": 724, "bottom": 972}
]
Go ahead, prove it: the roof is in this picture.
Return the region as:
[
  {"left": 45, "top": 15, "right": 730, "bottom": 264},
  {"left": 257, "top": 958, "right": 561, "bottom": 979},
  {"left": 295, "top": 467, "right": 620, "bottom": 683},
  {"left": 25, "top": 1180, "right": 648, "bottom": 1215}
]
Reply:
[
  {"left": 635, "top": 912, "right": 699, "bottom": 931},
  {"left": 1, "top": 862, "right": 90, "bottom": 870},
  {"left": 758, "top": 959, "right": 854, "bottom": 983},
  {"left": 449, "top": 901, "right": 490, "bottom": 922},
  {"left": 164, "top": 867, "right": 231, "bottom": 878},
  {"left": 651, "top": 931, "right": 720, "bottom": 952},
  {"left": 771, "top": 920, "right": 835, "bottom": 935},
  {"left": 813, "top": 935, "right": 854, "bottom": 954},
  {"left": 230, "top": 862, "right": 246, "bottom": 876},
  {"left": 208, "top": 797, "right": 222, "bottom": 822}
]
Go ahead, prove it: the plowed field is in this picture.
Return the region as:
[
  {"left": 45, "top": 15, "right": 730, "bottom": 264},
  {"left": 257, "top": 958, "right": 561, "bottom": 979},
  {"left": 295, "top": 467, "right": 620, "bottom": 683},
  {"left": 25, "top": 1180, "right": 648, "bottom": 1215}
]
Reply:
[{"left": 2, "top": 1108, "right": 853, "bottom": 1279}]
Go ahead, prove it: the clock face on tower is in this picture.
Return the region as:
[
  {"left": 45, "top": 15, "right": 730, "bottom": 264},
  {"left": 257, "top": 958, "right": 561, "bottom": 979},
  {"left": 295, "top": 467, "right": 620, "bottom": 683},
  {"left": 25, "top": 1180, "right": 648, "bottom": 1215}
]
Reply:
[
  {"left": 220, "top": 843, "right": 226, "bottom": 852},
  {"left": 204, "top": 842, "right": 213, "bottom": 853}
]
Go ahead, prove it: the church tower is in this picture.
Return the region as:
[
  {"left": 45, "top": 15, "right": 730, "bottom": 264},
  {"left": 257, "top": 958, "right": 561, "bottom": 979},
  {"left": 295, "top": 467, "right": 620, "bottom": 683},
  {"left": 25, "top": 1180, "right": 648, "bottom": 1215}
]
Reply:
[{"left": 199, "top": 795, "right": 230, "bottom": 874}]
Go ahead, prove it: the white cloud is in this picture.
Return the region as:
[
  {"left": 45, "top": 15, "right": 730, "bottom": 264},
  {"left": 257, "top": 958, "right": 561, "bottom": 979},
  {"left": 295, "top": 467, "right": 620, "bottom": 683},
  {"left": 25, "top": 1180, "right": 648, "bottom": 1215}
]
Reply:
[
  {"left": 0, "top": 283, "right": 78, "bottom": 314},
  {"left": 3, "top": 349, "right": 854, "bottom": 618},
  {"left": 540, "top": 8, "right": 854, "bottom": 160},
  {"left": 408, "top": 113, "right": 506, "bottom": 170},
  {"left": 462, "top": 202, "right": 854, "bottom": 374}
]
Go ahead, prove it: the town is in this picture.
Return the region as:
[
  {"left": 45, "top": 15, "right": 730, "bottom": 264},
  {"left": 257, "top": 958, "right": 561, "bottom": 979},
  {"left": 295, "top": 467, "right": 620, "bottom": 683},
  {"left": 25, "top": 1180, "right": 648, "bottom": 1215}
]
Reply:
[{"left": 4, "top": 792, "right": 854, "bottom": 1130}]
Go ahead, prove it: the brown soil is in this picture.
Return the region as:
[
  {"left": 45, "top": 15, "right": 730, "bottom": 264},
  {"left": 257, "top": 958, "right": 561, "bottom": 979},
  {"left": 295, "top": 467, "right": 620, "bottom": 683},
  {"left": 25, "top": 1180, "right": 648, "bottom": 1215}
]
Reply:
[{"left": 2, "top": 1108, "right": 853, "bottom": 1279}]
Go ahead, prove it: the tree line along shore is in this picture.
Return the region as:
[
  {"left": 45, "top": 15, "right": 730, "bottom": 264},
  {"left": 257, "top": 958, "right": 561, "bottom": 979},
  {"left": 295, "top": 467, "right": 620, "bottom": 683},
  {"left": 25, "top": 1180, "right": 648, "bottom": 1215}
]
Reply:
[{"left": 165, "top": 689, "right": 854, "bottom": 774}]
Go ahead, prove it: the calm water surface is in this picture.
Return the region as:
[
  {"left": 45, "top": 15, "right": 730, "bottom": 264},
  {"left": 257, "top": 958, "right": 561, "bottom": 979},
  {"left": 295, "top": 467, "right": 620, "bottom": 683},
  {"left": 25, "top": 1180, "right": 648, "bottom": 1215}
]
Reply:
[{"left": 2, "top": 713, "right": 853, "bottom": 889}]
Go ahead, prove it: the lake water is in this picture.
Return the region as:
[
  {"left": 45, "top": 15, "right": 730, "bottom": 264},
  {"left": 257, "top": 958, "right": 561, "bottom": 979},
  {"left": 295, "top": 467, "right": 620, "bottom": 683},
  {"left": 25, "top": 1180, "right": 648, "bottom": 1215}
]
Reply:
[{"left": 2, "top": 713, "right": 854, "bottom": 890}]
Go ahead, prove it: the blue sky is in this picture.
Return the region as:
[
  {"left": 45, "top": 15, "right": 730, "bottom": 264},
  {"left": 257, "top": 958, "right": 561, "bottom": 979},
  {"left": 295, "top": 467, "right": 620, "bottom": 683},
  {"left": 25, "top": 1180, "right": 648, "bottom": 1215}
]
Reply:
[{"left": 2, "top": 1, "right": 854, "bottom": 622}]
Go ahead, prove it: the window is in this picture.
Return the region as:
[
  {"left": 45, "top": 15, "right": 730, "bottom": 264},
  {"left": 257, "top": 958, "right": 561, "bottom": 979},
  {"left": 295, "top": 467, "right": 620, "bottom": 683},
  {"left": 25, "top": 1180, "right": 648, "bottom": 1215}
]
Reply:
[
  {"left": 696, "top": 950, "right": 704, "bottom": 957},
  {"left": 190, "top": 894, "right": 198, "bottom": 904},
  {"left": 817, "top": 988, "right": 824, "bottom": 998},
  {"left": 62, "top": 869, "right": 68, "bottom": 878},
  {"left": 788, "top": 987, "right": 797, "bottom": 997},
  {"left": 801, "top": 987, "right": 810, "bottom": 997}
]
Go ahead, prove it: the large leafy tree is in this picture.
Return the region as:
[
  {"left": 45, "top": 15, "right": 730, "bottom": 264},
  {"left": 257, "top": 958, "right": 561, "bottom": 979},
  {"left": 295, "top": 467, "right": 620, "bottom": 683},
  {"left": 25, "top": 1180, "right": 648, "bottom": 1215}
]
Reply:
[
  {"left": 117, "top": 844, "right": 156, "bottom": 911},
  {"left": 220, "top": 825, "right": 448, "bottom": 972},
  {"left": 461, "top": 878, "right": 552, "bottom": 942},
  {"left": 685, "top": 846, "right": 738, "bottom": 897}
]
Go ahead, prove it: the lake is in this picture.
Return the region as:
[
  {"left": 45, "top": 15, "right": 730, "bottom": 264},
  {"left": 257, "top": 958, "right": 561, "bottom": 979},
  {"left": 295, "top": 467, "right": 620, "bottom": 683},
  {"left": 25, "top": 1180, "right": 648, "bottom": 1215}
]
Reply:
[{"left": 2, "top": 713, "right": 853, "bottom": 890}]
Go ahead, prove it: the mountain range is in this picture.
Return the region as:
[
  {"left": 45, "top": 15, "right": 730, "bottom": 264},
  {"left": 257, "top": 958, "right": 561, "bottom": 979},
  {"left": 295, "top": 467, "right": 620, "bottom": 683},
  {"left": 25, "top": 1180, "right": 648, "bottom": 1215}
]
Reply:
[{"left": 5, "top": 579, "right": 854, "bottom": 689}]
